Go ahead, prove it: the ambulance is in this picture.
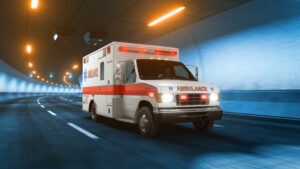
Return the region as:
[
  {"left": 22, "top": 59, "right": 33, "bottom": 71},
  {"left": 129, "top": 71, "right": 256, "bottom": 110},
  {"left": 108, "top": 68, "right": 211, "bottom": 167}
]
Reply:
[{"left": 82, "top": 42, "right": 223, "bottom": 136}]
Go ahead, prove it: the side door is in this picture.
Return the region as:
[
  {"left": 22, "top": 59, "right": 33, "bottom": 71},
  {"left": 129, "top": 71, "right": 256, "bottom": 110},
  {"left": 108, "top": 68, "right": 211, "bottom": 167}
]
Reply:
[{"left": 121, "top": 62, "right": 137, "bottom": 119}]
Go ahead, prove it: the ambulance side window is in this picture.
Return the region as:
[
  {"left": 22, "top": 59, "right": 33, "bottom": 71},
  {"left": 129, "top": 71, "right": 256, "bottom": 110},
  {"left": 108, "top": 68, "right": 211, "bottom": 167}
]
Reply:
[
  {"left": 100, "top": 62, "right": 104, "bottom": 80},
  {"left": 123, "top": 62, "right": 136, "bottom": 83}
]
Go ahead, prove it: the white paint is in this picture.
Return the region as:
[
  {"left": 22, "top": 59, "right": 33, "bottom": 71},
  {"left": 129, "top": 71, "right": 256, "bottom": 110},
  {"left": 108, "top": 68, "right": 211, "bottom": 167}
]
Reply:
[
  {"left": 67, "top": 122, "right": 99, "bottom": 139},
  {"left": 40, "top": 105, "right": 45, "bottom": 108},
  {"left": 47, "top": 110, "right": 56, "bottom": 116},
  {"left": 214, "top": 124, "right": 224, "bottom": 128}
]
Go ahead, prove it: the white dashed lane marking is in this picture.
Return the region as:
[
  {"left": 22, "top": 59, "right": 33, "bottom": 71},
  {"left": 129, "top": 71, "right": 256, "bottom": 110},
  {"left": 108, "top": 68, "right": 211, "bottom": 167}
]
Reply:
[
  {"left": 67, "top": 122, "right": 99, "bottom": 140},
  {"left": 47, "top": 110, "right": 57, "bottom": 116}
]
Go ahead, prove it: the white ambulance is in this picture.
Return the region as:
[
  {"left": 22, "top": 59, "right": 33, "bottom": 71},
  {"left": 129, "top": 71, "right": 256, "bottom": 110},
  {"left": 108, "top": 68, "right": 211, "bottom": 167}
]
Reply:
[{"left": 82, "top": 42, "right": 222, "bottom": 136}]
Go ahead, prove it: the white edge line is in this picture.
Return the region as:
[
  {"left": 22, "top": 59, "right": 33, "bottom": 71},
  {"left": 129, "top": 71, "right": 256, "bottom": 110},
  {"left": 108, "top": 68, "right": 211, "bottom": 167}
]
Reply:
[
  {"left": 47, "top": 110, "right": 57, "bottom": 116},
  {"left": 225, "top": 112, "right": 300, "bottom": 121},
  {"left": 67, "top": 122, "right": 99, "bottom": 140},
  {"left": 214, "top": 124, "right": 223, "bottom": 128},
  {"left": 40, "top": 105, "right": 45, "bottom": 108}
]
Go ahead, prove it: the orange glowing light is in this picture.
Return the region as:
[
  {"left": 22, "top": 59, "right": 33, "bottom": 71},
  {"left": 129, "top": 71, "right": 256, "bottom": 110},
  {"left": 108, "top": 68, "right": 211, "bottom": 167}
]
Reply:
[
  {"left": 31, "top": 0, "right": 38, "bottom": 9},
  {"left": 26, "top": 44, "right": 32, "bottom": 54},
  {"left": 72, "top": 64, "right": 78, "bottom": 69},
  {"left": 28, "top": 62, "right": 33, "bottom": 68},
  {"left": 148, "top": 6, "right": 185, "bottom": 26}
]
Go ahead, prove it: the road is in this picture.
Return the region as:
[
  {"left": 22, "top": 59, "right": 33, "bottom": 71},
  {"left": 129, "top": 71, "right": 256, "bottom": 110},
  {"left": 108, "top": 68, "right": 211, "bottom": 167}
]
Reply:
[{"left": 0, "top": 95, "right": 299, "bottom": 169}]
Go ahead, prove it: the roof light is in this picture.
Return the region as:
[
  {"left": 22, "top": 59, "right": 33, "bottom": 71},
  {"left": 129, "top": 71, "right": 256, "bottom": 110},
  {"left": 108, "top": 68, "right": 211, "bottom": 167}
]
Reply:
[
  {"left": 31, "top": 0, "right": 38, "bottom": 9},
  {"left": 154, "top": 49, "right": 177, "bottom": 56},
  {"left": 148, "top": 6, "right": 186, "bottom": 26},
  {"left": 119, "top": 46, "right": 177, "bottom": 56}
]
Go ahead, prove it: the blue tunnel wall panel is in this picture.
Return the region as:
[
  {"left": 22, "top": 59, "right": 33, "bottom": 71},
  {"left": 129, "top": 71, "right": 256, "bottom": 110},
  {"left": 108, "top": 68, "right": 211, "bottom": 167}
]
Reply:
[
  {"left": 148, "top": 0, "right": 300, "bottom": 118},
  {"left": 0, "top": 59, "right": 80, "bottom": 102}
]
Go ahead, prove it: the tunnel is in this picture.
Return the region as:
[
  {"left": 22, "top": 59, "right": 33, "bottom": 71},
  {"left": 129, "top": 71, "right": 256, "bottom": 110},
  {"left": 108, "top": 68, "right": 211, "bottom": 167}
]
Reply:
[{"left": 0, "top": 0, "right": 299, "bottom": 169}]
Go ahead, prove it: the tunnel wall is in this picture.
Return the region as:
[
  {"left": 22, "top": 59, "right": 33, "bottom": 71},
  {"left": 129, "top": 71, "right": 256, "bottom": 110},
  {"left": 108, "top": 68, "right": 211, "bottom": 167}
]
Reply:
[
  {"left": 0, "top": 59, "right": 80, "bottom": 102},
  {"left": 148, "top": 0, "right": 300, "bottom": 118}
]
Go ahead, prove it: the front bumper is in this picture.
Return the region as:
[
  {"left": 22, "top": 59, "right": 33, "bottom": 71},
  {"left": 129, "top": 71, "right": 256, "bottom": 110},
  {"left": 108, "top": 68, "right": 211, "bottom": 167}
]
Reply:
[{"left": 153, "top": 106, "right": 223, "bottom": 123}]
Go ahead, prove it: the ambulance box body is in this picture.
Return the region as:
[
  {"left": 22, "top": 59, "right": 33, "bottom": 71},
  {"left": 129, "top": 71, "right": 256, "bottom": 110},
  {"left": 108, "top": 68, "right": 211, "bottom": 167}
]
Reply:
[{"left": 82, "top": 42, "right": 222, "bottom": 136}]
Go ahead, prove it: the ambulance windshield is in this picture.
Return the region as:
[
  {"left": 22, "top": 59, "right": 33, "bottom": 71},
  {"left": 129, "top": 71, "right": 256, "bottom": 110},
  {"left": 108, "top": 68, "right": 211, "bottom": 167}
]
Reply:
[{"left": 136, "top": 59, "right": 197, "bottom": 81}]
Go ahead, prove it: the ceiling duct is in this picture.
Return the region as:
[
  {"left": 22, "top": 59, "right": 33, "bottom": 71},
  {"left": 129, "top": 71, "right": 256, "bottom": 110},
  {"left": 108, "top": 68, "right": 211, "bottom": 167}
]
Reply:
[{"left": 83, "top": 30, "right": 107, "bottom": 46}]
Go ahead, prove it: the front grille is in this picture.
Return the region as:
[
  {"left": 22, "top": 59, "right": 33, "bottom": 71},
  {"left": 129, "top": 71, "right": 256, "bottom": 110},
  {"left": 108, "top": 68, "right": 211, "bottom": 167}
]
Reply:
[{"left": 176, "top": 94, "right": 209, "bottom": 106}]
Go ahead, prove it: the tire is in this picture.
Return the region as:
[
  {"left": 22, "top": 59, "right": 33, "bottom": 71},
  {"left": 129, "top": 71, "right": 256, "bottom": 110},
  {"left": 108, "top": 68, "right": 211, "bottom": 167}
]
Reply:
[
  {"left": 137, "top": 107, "right": 159, "bottom": 137},
  {"left": 193, "top": 120, "right": 214, "bottom": 132},
  {"left": 91, "top": 103, "right": 100, "bottom": 122}
]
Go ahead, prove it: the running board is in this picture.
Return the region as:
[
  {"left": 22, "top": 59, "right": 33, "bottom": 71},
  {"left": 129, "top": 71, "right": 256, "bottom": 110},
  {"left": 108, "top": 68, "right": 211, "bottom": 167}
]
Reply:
[{"left": 115, "top": 118, "right": 135, "bottom": 124}]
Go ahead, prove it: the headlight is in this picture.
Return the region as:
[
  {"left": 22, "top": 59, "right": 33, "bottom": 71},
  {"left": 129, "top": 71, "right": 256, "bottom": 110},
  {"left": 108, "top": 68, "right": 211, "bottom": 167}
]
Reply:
[
  {"left": 156, "top": 93, "right": 174, "bottom": 103},
  {"left": 210, "top": 93, "right": 219, "bottom": 102}
]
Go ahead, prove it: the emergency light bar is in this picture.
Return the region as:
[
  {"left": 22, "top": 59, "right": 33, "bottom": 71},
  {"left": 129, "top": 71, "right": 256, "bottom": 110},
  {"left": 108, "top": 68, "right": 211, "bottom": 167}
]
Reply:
[{"left": 119, "top": 45, "right": 177, "bottom": 56}]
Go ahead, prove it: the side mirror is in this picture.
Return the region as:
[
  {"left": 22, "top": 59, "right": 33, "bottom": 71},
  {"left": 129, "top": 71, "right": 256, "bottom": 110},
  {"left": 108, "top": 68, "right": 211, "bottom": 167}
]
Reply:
[{"left": 195, "top": 67, "right": 198, "bottom": 81}]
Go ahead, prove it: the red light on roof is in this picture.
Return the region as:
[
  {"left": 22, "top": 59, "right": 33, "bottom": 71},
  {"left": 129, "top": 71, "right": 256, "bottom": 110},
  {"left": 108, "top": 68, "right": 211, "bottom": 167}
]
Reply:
[
  {"left": 107, "top": 46, "right": 111, "bottom": 54},
  {"left": 200, "top": 94, "right": 208, "bottom": 100},
  {"left": 179, "top": 94, "right": 188, "bottom": 101},
  {"left": 154, "top": 49, "right": 177, "bottom": 56},
  {"left": 137, "top": 47, "right": 147, "bottom": 53},
  {"left": 119, "top": 45, "right": 177, "bottom": 56},
  {"left": 119, "top": 46, "right": 129, "bottom": 52}
]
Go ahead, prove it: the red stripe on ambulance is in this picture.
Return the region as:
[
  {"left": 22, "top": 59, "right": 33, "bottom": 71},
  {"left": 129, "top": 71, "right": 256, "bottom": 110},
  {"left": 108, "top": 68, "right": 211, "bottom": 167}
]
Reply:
[{"left": 82, "top": 84, "right": 157, "bottom": 95}]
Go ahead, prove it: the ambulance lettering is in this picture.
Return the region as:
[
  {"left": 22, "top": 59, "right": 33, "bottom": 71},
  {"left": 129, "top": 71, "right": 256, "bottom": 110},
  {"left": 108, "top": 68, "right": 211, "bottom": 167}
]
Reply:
[{"left": 177, "top": 86, "right": 207, "bottom": 91}]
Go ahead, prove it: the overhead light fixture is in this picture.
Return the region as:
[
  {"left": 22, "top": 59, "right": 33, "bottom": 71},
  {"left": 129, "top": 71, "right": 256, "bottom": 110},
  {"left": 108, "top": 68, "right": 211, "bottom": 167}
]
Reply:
[
  {"left": 53, "top": 33, "right": 58, "bottom": 41},
  {"left": 49, "top": 73, "right": 54, "bottom": 79},
  {"left": 148, "top": 6, "right": 186, "bottom": 27},
  {"left": 31, "top": 0, "right": 38, "bottom": 9},
  {"left": 26, "top": 44, "right": 32, "bottom": 54},
  {"left": 28, "top": 62, "right": 33, "bottom": 68},
  {"left": 72, "top": 64, "right": 78, "bottom": 69}
]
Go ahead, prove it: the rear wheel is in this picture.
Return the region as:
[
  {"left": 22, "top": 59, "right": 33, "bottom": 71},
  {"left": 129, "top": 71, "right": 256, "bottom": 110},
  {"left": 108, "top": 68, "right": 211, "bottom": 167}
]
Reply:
[
  {"left": 137, "top": 107, "right": 159, "bottom": 137},
  {"left": 91, "top": 103, "right": 100, "bottom": 122},
  {"left": 193, "top": 120, "right": 214, "bottom": 132}
]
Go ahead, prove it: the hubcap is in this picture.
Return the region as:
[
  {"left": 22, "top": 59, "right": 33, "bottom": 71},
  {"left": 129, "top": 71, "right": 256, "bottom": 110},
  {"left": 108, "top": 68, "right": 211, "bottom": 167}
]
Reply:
[{"left": 139, "top": 114, "right": 149, "bottom": 133}]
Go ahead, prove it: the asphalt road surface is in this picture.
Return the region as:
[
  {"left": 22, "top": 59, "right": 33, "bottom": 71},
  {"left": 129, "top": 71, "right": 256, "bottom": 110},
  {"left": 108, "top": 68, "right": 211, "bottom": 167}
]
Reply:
[{"left": 0, "top": 95, "right": 299, "bottom": 169}]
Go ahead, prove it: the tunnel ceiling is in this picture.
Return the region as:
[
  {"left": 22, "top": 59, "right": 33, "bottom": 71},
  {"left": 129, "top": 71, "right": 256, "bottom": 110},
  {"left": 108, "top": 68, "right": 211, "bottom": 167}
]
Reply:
[{"left": 0, "top": 0, "right": 248, "bottom": 85}]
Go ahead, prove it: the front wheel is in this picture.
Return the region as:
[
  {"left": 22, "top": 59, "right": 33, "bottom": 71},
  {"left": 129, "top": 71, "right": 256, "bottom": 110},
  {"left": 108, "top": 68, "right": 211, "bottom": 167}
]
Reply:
[
  {"left": 193, "top": 120, "right": 214, "bottom": 132},
  {"left": 137, "top": 107, "right": 159, "bottom": 137}
]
